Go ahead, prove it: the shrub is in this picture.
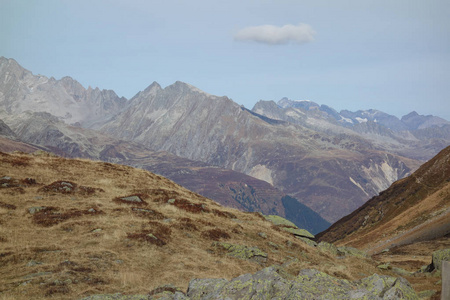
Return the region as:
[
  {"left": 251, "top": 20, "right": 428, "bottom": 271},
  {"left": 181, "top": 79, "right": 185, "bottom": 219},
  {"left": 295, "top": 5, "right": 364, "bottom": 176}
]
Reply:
[{"left": 169, "top": 199, "right": 210, "bottom": 213}]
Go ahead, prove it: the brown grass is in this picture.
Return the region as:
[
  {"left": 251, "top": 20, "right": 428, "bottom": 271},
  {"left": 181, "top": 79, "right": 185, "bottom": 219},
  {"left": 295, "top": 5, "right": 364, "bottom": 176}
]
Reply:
[
  {"left": 0, "top": 151, "right": 427, "bottom": 299},
  {"left": 131, "top": 207, "right": 165, "bottom": 220},
  {"left": 201, "top": 228, "right": 231, "bottom": 241},
  {"left": 169, "top": 198, "right": 210, "bottom": 213},
  {"left": 0, "top": 201, "right": 16, "bottom": 210},
  {"left": 32, "top": 207, "right": 104, "bottom": 227},
  {"left": 175, "top": 218, "right": 199, "bottom": 232}
]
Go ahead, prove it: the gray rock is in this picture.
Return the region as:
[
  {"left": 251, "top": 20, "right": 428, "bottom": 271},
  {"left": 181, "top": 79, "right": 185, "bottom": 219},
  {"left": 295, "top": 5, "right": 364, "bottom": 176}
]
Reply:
[
  {"left": 28, "top": 206, "right": 47, "bottom": 214},
  {"left": 212, "top": 242, "right": 268, "bottom": 263},
  {"left": 296, "top": 236, "right": 317, "bottom": 247},
  {"left": 120, "top": 196, "right": 142, "bottom": 203},
  {"left": 258, "top": 232, "right": 267, "bottom": 239},
  {"left": 187, "top": 266, "right": 418, "bottom": 299},
  {"left": 26, "top": 260, "right": 43, "bottom": 267},
  {"left": 428, "top": 248, "right": 450, "bottom": 271}
]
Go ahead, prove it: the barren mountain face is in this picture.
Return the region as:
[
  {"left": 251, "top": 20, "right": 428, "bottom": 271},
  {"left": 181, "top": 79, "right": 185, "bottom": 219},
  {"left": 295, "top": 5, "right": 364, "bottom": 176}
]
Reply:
[{"left": 98, "top": 81, "right": 421, "bottom": 222}]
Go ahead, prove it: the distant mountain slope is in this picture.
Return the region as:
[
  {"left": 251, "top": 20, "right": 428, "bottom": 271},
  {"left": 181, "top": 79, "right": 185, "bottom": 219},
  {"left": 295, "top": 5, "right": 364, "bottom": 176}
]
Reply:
[
  {"left": 317, "top": 146, "right": 450, "bottom": 253},
  {"left": 0, "top": 119, "right": 16, "bottom": 139},
  {"left": 253, "top": 99, "right": 450, "bottom": 161},
  {"left": 99, "top": 81, "right": 420, "bottom": 222},
  {"left": 275, "top": 97, "right": 450, "bottom": 132},
  {"left": 128, "top": 153, "right": 330, "bottom": 234}
]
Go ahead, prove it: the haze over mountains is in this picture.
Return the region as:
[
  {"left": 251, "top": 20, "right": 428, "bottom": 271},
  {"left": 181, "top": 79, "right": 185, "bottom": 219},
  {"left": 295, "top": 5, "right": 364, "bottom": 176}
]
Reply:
[{"left": 1, "top": 56, "right": 449, "bottom": 226}]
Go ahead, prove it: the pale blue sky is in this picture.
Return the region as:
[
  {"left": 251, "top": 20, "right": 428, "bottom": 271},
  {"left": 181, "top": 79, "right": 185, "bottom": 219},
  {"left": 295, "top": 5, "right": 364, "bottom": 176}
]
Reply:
[{"left": 1, "top": 0, "right": 450, "bottom": 120}]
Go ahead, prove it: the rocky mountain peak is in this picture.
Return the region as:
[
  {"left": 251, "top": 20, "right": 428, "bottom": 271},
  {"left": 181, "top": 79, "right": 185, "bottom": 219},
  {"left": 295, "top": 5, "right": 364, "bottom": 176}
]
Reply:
[
  {"left": 0, "top": 58, "right": 128, "bottom": 127},
  {"left": 278, "top": 97, "right": 320, "bottom": 110},
  {"left": 401, "top": 111, "right": 450, "bottom": 130},
  {"left": 401, "top": 111, "right": 419, "bottom": 120}
]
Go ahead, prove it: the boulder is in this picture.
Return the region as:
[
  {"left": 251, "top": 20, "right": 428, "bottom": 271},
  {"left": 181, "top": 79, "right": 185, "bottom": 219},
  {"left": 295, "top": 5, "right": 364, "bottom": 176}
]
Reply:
[
  {"left": 80, "top": 267, "right": 418, "bottom": 300},
  {"left": 187, "top": 266, "right": 419, "bottom": 299},
  {"left": 281, "top": 227, "right": 314, "bottom": 239},
  {"left": 428, "top": 248, "right": 450, "bottom": 271},
  {"left": 212, "top": 242, "right": 267, "bottom": 263},
  {"left": 263, "top": 215, "right": 297, "bottom": 227}
]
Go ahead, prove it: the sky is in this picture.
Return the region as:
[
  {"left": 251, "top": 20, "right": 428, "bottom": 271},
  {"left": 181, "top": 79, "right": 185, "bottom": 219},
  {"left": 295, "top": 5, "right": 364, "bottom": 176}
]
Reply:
[{"left": 1, "top": 0, "right": 450, "bottom": 120}]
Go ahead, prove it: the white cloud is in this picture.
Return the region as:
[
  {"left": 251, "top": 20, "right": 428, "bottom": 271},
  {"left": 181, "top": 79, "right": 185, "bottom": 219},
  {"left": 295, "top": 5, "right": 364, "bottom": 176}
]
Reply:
[{"left": 234, "top": 23, "right": 316, "bottom": 45}]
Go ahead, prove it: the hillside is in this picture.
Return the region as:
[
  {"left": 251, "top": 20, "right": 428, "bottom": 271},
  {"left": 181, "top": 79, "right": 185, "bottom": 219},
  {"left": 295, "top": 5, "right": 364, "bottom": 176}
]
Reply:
[
  {"left": 0, "top": 151, "right": 425, "bottom": 299},
  {"left": 317, "top": 145, "right": 450, "bottom": 254},
  {"left": 0, "top": 112, "right": 329, "bottom": 234}
]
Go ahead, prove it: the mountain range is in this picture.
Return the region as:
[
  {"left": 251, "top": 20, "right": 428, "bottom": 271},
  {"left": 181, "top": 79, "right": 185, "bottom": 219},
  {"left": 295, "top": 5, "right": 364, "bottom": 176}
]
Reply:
[{"left": 1, "top": 56, "right": 449, "bottom": 226}]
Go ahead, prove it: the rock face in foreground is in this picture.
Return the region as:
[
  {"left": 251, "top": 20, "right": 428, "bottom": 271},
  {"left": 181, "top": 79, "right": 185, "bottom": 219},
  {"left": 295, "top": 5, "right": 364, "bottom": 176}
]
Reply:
[
  {"left": 81, "top": 266, "right": 418, "bottom": 300},
  {"left": 187, "top": 267, "right": 418, "bottom": 300}
]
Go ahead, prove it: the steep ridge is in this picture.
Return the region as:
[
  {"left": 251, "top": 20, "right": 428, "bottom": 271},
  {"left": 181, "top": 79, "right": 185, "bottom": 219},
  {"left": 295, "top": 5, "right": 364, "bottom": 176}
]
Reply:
[
  {"left": 0, "top": 152, "right": 421, "bottom": 299},
  {"left": 0, "top": 112, "right": 329, "bottom": 233},
  {"left": 317, "top": 145, "right": 450, "bottom": 254},
  {"left": 0, "top": 57, "right": 126, "bottom": 127}
]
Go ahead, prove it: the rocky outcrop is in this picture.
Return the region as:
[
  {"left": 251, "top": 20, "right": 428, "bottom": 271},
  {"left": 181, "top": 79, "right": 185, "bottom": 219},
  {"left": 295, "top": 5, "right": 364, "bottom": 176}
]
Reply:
[
  {"left": 187, "top": 267, "right": 418, "bottom": 299},
  {"left": 427, "top": 248, "right": 450, "bottom": 272},
  {"left": 264, "top": 214, "right": 315, "bottom": 239},
  {"left": 82, "top": 267, "right": 418, "bottom": 299}
]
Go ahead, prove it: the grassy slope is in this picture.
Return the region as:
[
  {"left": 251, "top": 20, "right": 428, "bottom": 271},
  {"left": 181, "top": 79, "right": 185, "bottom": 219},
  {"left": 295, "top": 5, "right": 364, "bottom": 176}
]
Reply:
[{"left": 0, "top": 151, "right": 383, "bottom": 299}]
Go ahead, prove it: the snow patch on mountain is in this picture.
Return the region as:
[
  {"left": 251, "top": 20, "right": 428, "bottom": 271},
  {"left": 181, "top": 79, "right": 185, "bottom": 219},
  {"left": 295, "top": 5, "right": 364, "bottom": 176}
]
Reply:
[{"left": 355, "top": 117, "right": 368, "bottom": 123}]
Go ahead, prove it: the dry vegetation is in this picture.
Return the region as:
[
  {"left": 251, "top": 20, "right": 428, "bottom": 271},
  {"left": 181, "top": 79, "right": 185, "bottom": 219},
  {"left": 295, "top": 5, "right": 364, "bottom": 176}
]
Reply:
[{"left": 0, "top": 151, "right": 427, "bottom": 299}]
